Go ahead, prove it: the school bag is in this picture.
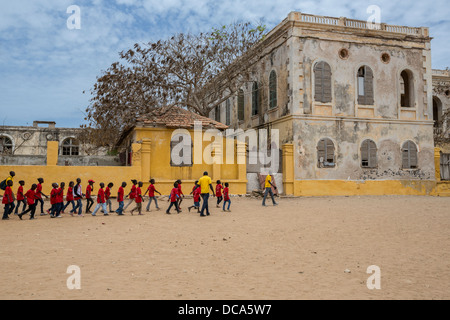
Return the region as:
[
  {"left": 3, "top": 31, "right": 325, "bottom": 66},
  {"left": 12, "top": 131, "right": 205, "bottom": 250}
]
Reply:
[{"left": 0, "top": 179, "right": 7, "bottom": 191}]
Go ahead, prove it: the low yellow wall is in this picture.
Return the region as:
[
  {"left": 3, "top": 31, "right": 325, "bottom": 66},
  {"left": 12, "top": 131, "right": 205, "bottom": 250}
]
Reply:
[{"left": 292, "top": 180, "right": 438, "bottom": 197}]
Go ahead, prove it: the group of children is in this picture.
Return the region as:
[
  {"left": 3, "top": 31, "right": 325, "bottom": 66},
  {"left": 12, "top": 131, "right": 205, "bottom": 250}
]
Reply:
[{"left": 1, "top": 173, "right": 232, "bottom": 221}]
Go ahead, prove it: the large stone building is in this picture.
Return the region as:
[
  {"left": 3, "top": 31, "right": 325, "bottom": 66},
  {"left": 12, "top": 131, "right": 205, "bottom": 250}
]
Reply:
[{"left": 211, "top": 12, "right": 448, "bottom": 195}]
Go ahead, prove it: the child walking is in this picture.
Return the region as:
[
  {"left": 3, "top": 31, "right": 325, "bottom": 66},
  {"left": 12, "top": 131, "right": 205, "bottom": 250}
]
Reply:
[
  {"left": 49, "top": 183, "right": 59, "bottom": 218},
  {"left": 144, "top": 179, "right": 161, "bottom": 212},
  {"left": 176, "top": 180, "right": 184, "bottom": 210},
  {"left": 222, "top": 183, "right": 231, "bottom": 212},
  {"left": 14, "top": 180, "right": 27, "bottom": 215},
  {"left": 130, "top": 182, "right": 144, "bottom": 215},
  {"left": 54, "top": 182, "right": 65, "bottom": 218},
  {"left": 71, "top": 178, "right": 84, "bottom": 217},
  {"left": 215, "top": 180, "right": 223, "bottom": 208},
  {"left": 105, "top": 183, "right": 114, "bottom": 213},
  {"left": 92, "top": 183, "right": 108, "bottom": 216},
  {"left": 2, "top": 180, "right": 15, "bottom": 220},
  {"left": 166, "top": 182, "right": 181, "bottom": 214},
  {"left": 36, "top": 178, "right": 49, "bottom": 216},
  {"left": 63, "top": 181, "right": 75, "bottom": 214},
  {"left": 18, "top": 184, "right": 38, "bottom": 220},
  {"left": 85, "top": 180, "right": 95, "bottom": 214},
  {"left": 123, "top": 180, "right": 138, "bottom": 212},
  {"left": 188, "top": 182, "right": 201, "bottom": 213},
  {"left": 115, "top": 182, "right": 127, "bottom": 216}
]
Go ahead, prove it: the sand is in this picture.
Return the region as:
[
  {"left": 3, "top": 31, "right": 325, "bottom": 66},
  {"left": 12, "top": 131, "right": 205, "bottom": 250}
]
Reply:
[{"left": 0, "top": 195, "right": 449, "bottom": 300}]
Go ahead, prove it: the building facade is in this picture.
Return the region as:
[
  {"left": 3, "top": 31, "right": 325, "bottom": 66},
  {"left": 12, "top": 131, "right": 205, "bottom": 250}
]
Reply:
[{"left": 211, "top": 12, "right": 443, "bottom": 195}]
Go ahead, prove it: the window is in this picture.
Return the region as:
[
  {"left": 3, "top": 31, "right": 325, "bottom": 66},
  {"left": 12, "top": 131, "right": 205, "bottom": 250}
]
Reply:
[
  {"left": 402, "top": 141, "right": 418, "bottom": 169},
  {"left": 226, "top": 99, "right": 231, "bottom": 126},
  {"left": 252, "top": 82, "right": 259, "bottom": 116},
  {"left": 238, "top": 89, "right": 245, "bottom": 121},
  {"left": 317, "top": 138, "right": 336, "bottom": 168},
  {"left": 357, "top": 66, "right": 374, "bottom": 105},
  {"left": 269, "top": 71, "right": 277, "bottom": 109},
  {"left": 400, "top": 70, "right": 414, "bottom": 108},
  {"left": 215, "top": 105, "right": 220, "bottom": 123},
  {"left": 0, "top": 136, "right": 13, "bottom": 155},
  {"left": 61, "top": 138, "right": 79, "bottom": 156},
  {"left": 361, "top": 140, "right": 377, "bottom": 168},
  {"left": 170, "top": 133, "right": 193, "bottom": 167},
  {"left": 314, "top": 61, "right": 332, "bottom": 103},
  {"left": 433, "top": 97, "right": 442, "bottom": 129}
]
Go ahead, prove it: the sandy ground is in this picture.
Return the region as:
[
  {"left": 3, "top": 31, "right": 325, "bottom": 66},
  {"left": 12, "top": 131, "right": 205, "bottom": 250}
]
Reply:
[{"left": 0, "top": 195, "right": 449, "bottom": 300}]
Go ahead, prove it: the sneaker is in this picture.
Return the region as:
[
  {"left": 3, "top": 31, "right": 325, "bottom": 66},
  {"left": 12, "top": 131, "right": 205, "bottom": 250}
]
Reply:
[
  {"left": 166, "top": 211, "right": 171, "bottom": 215},
  {"left": 156, "top": 208, "right": 161, "bottom": 211},
  {"left": 104, "top": 213, "right": 109, "bottom": 216},
  {"left": 56, "top": 215, "right": 62, "bottom": 218},
  {"left": 30, "top": 217, "right": 35, "bottom": 220},
  {"left": 188, "top": 207, "right": 191, "bottom": 212},
  {"left": 18, "top": 214, "right": 23, "bottom": 220}
]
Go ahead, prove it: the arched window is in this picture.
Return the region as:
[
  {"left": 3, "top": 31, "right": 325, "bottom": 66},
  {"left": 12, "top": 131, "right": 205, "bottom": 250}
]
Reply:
[
  {"left": 61, "top": 138, "right": 79, "bottom": 156},
  {"left": 317, "top": 138, "right": 336, "bottom": 168},
  {"left": 361, "top": 140, "right": 377, "bottom": 168},
  {"left": 314, "top": 61, "right": 332, "bottom": 103},
  {"left": 0, "top": 135, "right": 13, "bottom": 155},
  {"left": 400, "top": 70, "right": 414, "bottom": 108},
  {"left": 433, "top": 97, "right": 442, "bottom": 129},
  {"left": 215, "top": 105, "right": 220, "bottom": 123},
  {"left": 238, "top": 89, "right": 245, "bottom": 121},
  {"left": 269, "top": 71, "right": 277, "bottom": 109},
  {"left": 252, "top": 82, "right": 260, "bottom": 116},
  {"left": 226, "top": 99, "right": 231, "bottom": 126},
  {"left": 357, "top": 66, "right": 374, "bottom": 105},
  {"left": 402, "top": 141, "right": 418, "bottom": 169}
]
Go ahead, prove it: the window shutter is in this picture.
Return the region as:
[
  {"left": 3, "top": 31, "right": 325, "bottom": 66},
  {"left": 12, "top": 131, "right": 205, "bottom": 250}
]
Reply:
[
  {"left": 361, "top": 140, "right": 369, "bottom": 165},
  {"left": 314, "top": 62, "right": 324, "bottom": 103},
  {"left": 409, "top": 142, "right": 418, "bottom": 168},
  {"left": 238, "top": 90, "right": 245, "bottom": 121},
  {"left": 364, "top": 67, "right": 374, "bottom": 105},
  {"left": 326, "top": 139, "right": 335, "bottom": 163},
  {"left": 322, "top": 63, "right": 332, "bottom": 103},
  {"left": 317, "top": 139, "right": 326, "bottom": 166},
  {"left": 369, "top": 141, "right": 377, "bottom": 167}
]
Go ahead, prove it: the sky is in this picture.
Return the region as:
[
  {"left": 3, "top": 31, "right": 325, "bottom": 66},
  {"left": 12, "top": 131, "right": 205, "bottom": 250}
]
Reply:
[{"left": 0, "top": 0, "right": 449, "bottom": 128}]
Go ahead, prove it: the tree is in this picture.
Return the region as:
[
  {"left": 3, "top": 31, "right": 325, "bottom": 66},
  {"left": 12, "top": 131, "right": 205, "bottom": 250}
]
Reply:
[{"left": 83, "top": 22, "right": 267, "bottom": 150}]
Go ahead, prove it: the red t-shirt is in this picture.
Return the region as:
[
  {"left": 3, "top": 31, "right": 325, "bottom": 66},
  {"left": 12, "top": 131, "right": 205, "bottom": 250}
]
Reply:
[
  {"left": 135, "top": 187, "right": 142, "bottom": 203},
  {"left": 129, "top": 185, "right": 136, "bottom": 199},
  {"left": 216, "top": 184, "right": 223, "bottom": 197},
  {"left": 223, "top": 187, "right": 230, "bottom": 201},
  {"left": 67, "top": 187, "right": 74, "bottom": 201},
  {"left": 36, "top": 184, "right": 43, "bottom": 199},
  {"left": 86, "top": 185, "right": 93, "bottom": 199},
  {"left": 56, "top": 188, "right": 64, "bottom": 204},
  {"left": 105, "top": 187, "right": 111, "bottom": 200},
  {"left": 170, "top": 188, "right": 178, "bottom": 202},
  {"left": 2, "top": 186, "right": 13, "bottom": 204},
  {"left": 97, "top": 188, "right": 105, "bottom": 203},
  {"left": 193, "top": 186, "right": 201, "bottom": 202},
  {"left": 177, "top": 185, "right": 183, "bottom": 196},
  {"left": 50, "top": 188, "right": 58, "bottom": 205},
  {"left": 118, "top": 187, "right": 124, "bottom": 202},
  {"left": 25, "top": 189, "right": 37, "bottom": 206},
  {"left": 147, "top": 184, "right": 155, "bottom": 197},
  {"left": 17, "top": 186, "right": 24, "bottom": 201}
]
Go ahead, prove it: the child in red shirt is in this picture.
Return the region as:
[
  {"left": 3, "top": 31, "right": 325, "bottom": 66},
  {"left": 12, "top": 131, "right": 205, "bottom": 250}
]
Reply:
[
  {"left": 124, "top": 180, "right": 138, "bottom": 212},
  {"left": 85, "top": 180, "right": 95, "bottom": 214},
  {"left": 14, "top": 180, "right": 26, "bottom": 215},
  {"left": 105, "top": 183, "right": 114, "bottom": 213},
  {"left": 176, "top": 180, "right": 184, "bottom": 210},
  {"left": 131, "top": 182, "right": 144, "bottom": 216},
  {"left": 222, "top": 182, "right": 231, "bottom": 212},
  {"left": 36, "top": 178, "right": 49, "bottom": 216},
  {"left": 166, "top": 182, "right": 181, "bottom": 214},
  {"left": 54, "top": 182, "right": 65, "bottom": 218},
  {"left": 115, "top": 182, "right": 127, "bottom": 216},
  {"left": 49, "top": 183, "right": 59, "bottom": 218},
  {"left": 188, "top": 183, "right": 201, "bottom": 213},
  {"left": 2, "top": 180, "right": 15, "bottom": 220},
  {"left": 64, "top": 181, "right": 75, "bottom": 214},
  {"left": 144, "top": 179, "right": 161, "bottom": 212},
  {"left": 92, "top": 182, "right": 108, "bottom": 216},
  {"left": 18, "top": 184, "right": 39, "bottom": 220},
  {"left": 215, "top": 180, "right": 223, "bottom": 208}
]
